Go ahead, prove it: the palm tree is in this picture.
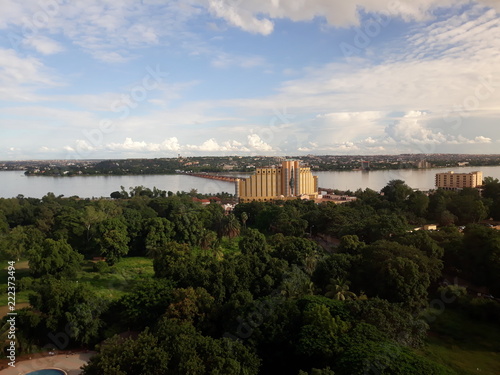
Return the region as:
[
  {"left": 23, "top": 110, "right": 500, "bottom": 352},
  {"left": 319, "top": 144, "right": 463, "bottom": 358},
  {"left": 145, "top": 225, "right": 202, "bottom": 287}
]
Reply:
[
  {"left": 240, "top": 212, "right": 248, "bottom": 229},
  {"left": 200, "top": 229, "right": 217, "bottom": 252},
  {"left": 220, "top": 214, "right": 241, "bottom": 239},
  {"left": 325, "top": 277, "right": 357, "bottom": 301}
]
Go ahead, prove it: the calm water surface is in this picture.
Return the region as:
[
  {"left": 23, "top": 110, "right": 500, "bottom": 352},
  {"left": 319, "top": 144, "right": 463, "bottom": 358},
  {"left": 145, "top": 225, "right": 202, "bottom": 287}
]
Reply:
[{"left": 2, "top": 166, "right": 500, "bottom": 198}]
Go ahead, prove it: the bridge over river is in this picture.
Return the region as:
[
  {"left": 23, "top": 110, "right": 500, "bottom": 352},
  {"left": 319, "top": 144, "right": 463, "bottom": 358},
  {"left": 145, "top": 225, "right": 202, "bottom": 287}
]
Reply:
[{"left": 186, "top": 172, "right": 241, "bottom": 183}]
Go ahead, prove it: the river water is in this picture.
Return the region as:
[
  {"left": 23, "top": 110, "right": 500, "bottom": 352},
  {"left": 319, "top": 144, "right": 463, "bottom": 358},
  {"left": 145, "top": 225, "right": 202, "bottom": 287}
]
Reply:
[{"left": 1, "top": 166, "right": 500, "bottom": 199}]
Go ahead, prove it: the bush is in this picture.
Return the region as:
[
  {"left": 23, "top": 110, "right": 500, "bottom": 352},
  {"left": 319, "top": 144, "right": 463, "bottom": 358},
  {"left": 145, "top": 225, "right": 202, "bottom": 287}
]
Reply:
[
  {"left": 17, "top": 276, "right": 34, "bottom": 292},
  {"left": 93, "top": 261, "right": 111, "bottom": 274}
]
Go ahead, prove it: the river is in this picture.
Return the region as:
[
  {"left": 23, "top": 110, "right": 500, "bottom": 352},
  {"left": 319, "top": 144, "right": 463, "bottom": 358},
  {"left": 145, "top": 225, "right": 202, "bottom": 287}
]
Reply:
[{"left": 1, "top": 166, "right": 500, "bottom": 199}]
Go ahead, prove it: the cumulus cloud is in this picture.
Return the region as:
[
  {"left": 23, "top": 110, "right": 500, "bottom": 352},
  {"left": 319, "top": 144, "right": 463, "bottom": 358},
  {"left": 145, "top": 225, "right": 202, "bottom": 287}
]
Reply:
[
  {"left": 186, "top": 138, "right": 248, "bottom": 152},
  {"left": 106, "top": 137, "right": 181, "bottom": 152},
  {"left": 385, "top": 111, "right": 447, "bottom": 144},
  {"left": 247, "top": 134, "right": 274, "bottom": 151},
  {"left": 61, "top": 135, "right": 275, "bottom": 157}
]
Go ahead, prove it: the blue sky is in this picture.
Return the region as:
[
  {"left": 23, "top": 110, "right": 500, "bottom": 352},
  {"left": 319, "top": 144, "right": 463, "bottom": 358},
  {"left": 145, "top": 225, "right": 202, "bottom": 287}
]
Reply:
[{"left": 0, "top": 0, "right": 499, "bottom": 160}]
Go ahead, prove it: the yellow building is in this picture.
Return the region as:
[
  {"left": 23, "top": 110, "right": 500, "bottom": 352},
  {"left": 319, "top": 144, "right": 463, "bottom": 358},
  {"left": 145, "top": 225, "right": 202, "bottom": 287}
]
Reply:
[
  {"left": 435, "top": 171, "right": 483, "bottom": 190},
  {"left": 237, "top": 160, "right": 318, "bottom": 202}
]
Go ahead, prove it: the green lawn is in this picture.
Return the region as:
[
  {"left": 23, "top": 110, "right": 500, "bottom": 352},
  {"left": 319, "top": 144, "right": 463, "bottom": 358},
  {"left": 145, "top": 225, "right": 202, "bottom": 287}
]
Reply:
[
  {"left": 418, "top": 308, "right": 500, "bottom": 375},
  {"left": 78, "top": 257, "right": 155, "bottom": 300}
]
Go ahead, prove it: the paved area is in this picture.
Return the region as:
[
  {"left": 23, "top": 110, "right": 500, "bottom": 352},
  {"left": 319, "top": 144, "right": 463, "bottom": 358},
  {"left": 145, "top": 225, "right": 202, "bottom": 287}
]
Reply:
[{"left": 0, "top": 352, "right": 94, "bottom": 375}]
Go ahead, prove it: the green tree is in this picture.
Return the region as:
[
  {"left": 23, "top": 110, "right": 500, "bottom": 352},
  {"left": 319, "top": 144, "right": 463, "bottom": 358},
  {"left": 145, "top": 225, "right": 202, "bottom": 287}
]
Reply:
[
  {"left": 381, "top": 180, "right": 413, "bottom": 207},
  {"left": 82, "top": 330, "right": 170, "bottom": 375},
  {"left": 325, "top": 277, "right": 357, "bottom": 301},
  {"left": 358, "top": 241, "right": 441, "bottom": 308},
  {"left": 219, "top": 213, "right": 241, "bottom": 239},
  {"left": 30, "top": 278, "right": 106, "bottom": 345},
  {"left": 143, "top": 217, "right": 174, "bottom": 258},
  {"left": 94, "top": 218, "right": 130, "bottom": 265},
  {"left": 114, "top": 278, "right": 174, "bottom": 330},
  {"left": 241, "top": 211, "right": 248, "bottom": 229},
  {"left": 406, "top": 190, "right": 429, "bottom": 218},
  {"left": 297, "top": 304, "right": 350, "bottom": 366},
  {"left": 28, "top": 238, "right": 83, "bottom": 278},
  {"left": 164, "top": 287, "right": 215, "bottom": 329}
]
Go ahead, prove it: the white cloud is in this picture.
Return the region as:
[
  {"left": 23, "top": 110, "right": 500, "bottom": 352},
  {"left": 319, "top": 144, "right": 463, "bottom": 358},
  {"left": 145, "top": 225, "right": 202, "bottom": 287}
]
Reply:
[
  {"left": 247, "top": 134, "right": 273, "bottom": 151},
  {"left": 106, "top": 137, "right": 181, "bottom": 152},
  {"left": 473, "top": 135, "right": 492, "bottom": 143},
  {"left": 23, "top": 36, "right": 64, "bottom": 55},
  {"left": 206, "top": 0, "right": 470, "bottom": 34},
  {"left": 61, "top": 136, "right": 274, "bottom": 156},
  {"left": 386, "top": 111, "right": 447, "bottom": 145},
  {"left": 0, "top": 48, "right": 61, "bottom": 101}
]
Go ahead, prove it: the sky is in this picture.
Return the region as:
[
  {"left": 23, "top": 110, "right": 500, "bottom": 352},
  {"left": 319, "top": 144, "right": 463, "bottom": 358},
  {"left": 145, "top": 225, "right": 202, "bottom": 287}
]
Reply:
[{"left": 0, "top": 0, "right": 500, "bottom": 160}]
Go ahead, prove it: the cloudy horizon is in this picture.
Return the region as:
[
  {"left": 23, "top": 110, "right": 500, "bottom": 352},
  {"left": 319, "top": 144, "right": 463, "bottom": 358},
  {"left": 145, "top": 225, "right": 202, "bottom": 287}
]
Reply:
[{"left": 1, "top": 0, "right": 500, "bottom": 160}]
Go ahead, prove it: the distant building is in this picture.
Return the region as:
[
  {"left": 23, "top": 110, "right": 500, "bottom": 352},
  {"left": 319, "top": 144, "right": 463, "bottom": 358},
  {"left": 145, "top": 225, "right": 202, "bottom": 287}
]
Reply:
[
  {"left": 237, "top": 160, "right": 318, "bottom": 203},
  {"left": 361, "top": 160, "right": 370, "bottom": 170},
  {"left": 435, "top": 171, "right": 483, "bottom": 190},
  {"left": 416, "top": 160, "right": 432, "bottom": 169}
]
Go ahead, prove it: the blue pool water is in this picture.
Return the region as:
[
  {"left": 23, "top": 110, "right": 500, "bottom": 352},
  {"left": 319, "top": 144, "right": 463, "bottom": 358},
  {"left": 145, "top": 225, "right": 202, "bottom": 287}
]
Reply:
[{"left": 26, "top": 370, "right": 66, "bottom": 375}]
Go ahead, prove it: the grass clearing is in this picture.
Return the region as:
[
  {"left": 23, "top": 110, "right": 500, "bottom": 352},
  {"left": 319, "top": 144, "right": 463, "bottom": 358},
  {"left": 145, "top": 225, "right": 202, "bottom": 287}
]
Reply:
[
  {"left": 418, "top": 308, "right": 500, "bottom": 375},
  {"left": 77, "top": 257, "right": 155, "bottom": 300}
]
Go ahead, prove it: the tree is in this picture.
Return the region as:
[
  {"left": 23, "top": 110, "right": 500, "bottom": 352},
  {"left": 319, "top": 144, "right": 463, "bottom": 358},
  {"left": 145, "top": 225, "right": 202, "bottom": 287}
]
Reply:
[
  {"left": 143, "top": 218, "right": 174, "bottom": 258},
  {"left": 3, "top": 225, "right": 29, "bottom": 261},
  {"left": 325, "top": 277, "right": 357, "bottom": 301},
  {"left": 219, "top": 213, "right": 241, "bottom": 239},
  {"left": 200, "top": 229, "right": 217, "bottom": 252},
  {"left": 358, "top": 241, "right": 442, "bottom": 308},
  {"left": 271, "top": 235, "right": 319, "bottom": 268},
  {"left": 297, "top": 304, "right": 350, "bottom": 366},
  {"left": 239, "top": 228, "right": 269, "bottom": 258},
  {"left": 381, "top": 180, "right": 413, "bottom": 207},
  {"left": 406, "top": 191, "right": 429, "bottom": 218},
  {"left": 241, "top": 212, "right": 248, "bottom": 229},
  {"left": 164, "top": 287, "right": 215, "bottom": 329},
  {"left": 94, "top": 218, "right": 130, "bottom": 265},
  {"left": 448, "top": 194, "right": 487, "bottom": 224},
  {"left": 394, "top": 230, "right": 444, "bottom": 259},
  {"left": 30, "top": 278, "right": 107, "bottom": 346},
  {"left": 155, "top": 319, "right": 260, "bottom": 375},
  {"left": 110, "top": 191, "right": 122, "bottom": 199},
  {"left": 338, "top": 235, "right": 366, "bottom": 255},
  {"left": 28, "top": 238, "right": 83, "bottom": 278},
  {"left": 280, "top": 265, "right": 315, "bottom": 298},
  {"left": 170, "top": 207, "right": 204, "bottom": 246},
  {"left": 82, "top": 330, "right": 170, "bottom": 375},
  {"left": 114, "top": 278, "right": 174, "bottom": 330}
]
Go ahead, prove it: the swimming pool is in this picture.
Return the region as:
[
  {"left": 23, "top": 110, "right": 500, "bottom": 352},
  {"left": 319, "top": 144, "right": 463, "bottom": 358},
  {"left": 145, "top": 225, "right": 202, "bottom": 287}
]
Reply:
[{"left": 25, "top": 369, "right": 66, "bottom": 375}]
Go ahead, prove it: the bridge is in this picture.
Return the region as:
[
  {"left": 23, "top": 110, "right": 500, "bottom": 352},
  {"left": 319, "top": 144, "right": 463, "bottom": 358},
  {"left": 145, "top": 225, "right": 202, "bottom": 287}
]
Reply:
[{"left": 186, "top": 173, "right": 241, "bottom": 183}]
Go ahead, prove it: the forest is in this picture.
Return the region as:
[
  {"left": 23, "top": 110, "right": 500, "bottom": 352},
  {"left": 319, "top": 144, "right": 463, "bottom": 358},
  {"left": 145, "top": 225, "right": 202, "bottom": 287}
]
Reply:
[{"left": 1, "top": 178, "right": 500, "bottom": 374}]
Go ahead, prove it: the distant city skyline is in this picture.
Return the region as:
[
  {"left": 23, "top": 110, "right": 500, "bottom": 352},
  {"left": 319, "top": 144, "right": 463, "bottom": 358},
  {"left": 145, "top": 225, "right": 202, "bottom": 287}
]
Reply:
[{"left": 1, "top": 0, "right": 500, "bottom": 160}]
